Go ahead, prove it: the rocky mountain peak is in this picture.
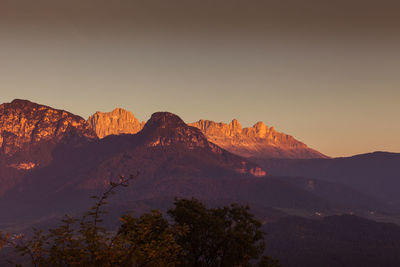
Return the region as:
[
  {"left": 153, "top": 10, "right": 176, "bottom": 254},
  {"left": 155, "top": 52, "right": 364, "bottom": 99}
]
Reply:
[
  {"left": 0, "top": 99, "right": 96, "bottom": 156},
  {"left": 144, "top": 112, "right": 187, "bottom": 130},
  {"left": 136, "top": 112, "right": 267, "bottom": 177},
  {"left": 88, "top": 108, "right": 144, "bottom": 138},
  {"left": 139, "top": 112, "right": 209, "bottom": 149}
]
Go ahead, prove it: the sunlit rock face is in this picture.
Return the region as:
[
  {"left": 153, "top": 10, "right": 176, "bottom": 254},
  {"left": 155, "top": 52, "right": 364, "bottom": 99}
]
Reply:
[
  {"left": 0, "top": 99, "right": 96, "bottom": 156},
  {"left": 189, "top": 119, "right": 328, "bottom": 159},
  {"left": 88, "top": 108, "right": 145, "bottom": 138}
]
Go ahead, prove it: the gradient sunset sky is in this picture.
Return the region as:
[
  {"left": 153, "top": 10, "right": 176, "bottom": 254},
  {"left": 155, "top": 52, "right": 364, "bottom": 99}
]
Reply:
[{"left": 1, "top": 0, "right": 399, "bottom": 157}]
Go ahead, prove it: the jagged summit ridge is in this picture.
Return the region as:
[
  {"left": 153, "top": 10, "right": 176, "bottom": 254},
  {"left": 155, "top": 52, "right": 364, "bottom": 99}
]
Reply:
[
  {"left": 88, "top": 108, "right": 144, "bottom": 138},
  {"left": 189, "top": 119, "right": 307, "bottom": 147},
  {"left": 188, "top": 119, "right": 328, "bottom": 159}
]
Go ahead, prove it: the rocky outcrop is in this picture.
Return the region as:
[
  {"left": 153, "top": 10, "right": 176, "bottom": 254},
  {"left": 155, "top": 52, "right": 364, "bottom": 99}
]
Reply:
[
  {"left": 88, "top": 108, "right": 144, "bottom": 138},
  {"left": 0, "top": 99, "right": 96, "bottom": 156},
  {"left": 189, "top": 119, "right": 328, "bottom": 159}
]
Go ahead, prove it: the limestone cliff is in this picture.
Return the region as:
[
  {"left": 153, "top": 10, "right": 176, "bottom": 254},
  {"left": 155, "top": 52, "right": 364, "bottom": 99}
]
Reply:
[
  {"left": 0, "top": 99, "right": 96, "bottom": 156},
  {"left": 188, "top": 119, "right": 328, "bottom": 159},
  {"left": 88, "top": 108, "right": 144, "bottom": 138}
]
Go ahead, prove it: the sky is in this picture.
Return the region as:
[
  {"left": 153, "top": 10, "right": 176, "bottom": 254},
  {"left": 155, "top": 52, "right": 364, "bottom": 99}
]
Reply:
[{"left": 1, "top": 0, "right": 399, "bottom": 157}]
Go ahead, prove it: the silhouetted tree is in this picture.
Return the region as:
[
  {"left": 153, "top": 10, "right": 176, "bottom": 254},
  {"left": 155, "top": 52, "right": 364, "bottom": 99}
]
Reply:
[
  {"left": 117, "top": 210, "right": 182, "bottom": 266},
  {"left": 1, "top": 174, "right": 279, "bottom": 267},
  {"left": 168, "top": 198, "right": 270, "bottom": 267}
]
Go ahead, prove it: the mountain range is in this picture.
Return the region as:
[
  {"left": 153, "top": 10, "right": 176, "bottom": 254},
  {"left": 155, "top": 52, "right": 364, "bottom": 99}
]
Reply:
[
  {"left": 88, "top": 107, "right": 327, "bottom": 159},
  {"left": 0, "top": 99, "right": 399, "bottom": 267}
]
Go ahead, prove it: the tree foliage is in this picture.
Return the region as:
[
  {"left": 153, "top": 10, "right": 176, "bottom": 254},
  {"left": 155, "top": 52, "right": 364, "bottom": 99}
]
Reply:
[
  {"left": 168, "top": 198, "right": 266, "bottom": 267},
  {"left": 1, "top": 174, "right": 280, "bottom": 267}
]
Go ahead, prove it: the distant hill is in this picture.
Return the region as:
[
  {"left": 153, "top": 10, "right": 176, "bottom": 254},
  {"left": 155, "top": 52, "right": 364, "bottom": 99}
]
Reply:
[{"left": 255, "top": 152, "right": 400, "bottom": 209}]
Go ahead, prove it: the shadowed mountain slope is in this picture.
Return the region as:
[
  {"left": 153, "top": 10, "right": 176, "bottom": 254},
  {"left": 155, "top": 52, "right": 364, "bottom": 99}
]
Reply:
[
  {"left": 3, "top": 111, "right": 303, "bottom": 223},
  {"left": 0, "top": 102, "right": 394, "bottom": 225}
]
